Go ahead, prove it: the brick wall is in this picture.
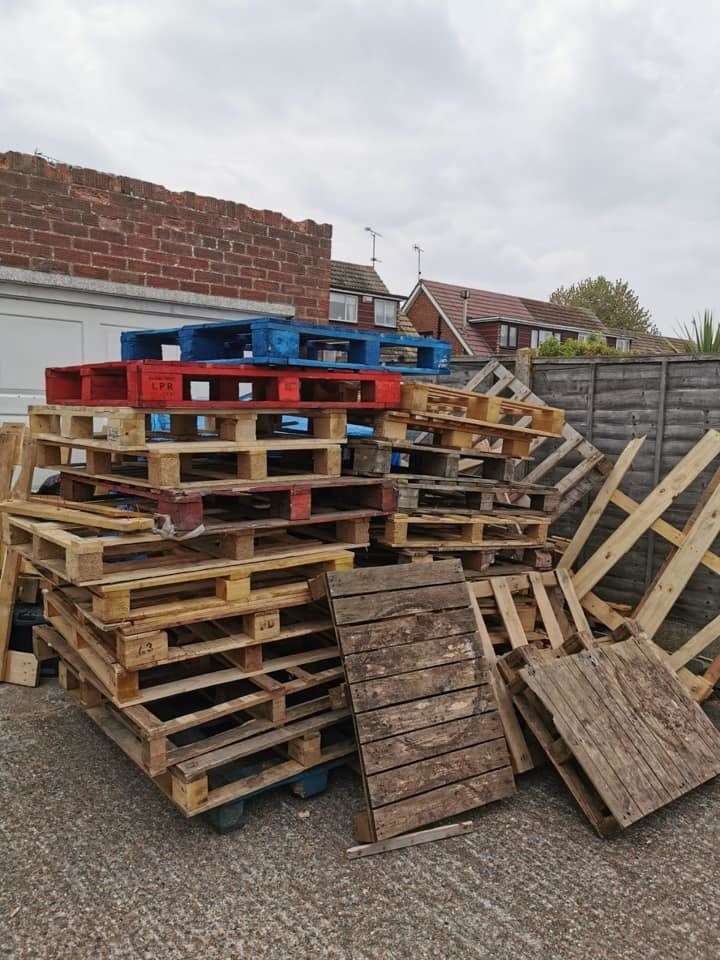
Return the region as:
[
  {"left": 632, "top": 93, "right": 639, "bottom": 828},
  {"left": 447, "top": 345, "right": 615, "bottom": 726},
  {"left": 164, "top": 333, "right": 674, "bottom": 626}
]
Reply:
[
  {"left": 0, "top": 151, "right": 332, "bottom": 321},
  {"left": 406, "top": 289, "right": 465, "bottom": 353}
]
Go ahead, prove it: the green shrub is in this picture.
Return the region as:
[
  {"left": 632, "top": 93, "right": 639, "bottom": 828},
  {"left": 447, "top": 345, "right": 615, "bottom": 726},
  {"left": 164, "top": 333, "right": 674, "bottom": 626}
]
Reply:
[{"left": 534, "top": 334, "right": 632, "bottom": 358}]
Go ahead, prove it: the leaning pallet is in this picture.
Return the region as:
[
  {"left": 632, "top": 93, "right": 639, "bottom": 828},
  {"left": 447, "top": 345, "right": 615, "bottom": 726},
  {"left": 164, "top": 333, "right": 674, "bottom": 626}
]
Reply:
[
  {"left": 314, "top": 559, "right": 516, "bottom": 854},
  {"left": 498, "top": 638, "right": 720, "bottom": 835}
]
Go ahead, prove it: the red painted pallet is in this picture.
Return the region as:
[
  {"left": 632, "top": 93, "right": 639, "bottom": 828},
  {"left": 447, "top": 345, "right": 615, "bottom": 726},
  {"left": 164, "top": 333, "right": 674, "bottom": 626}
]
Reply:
[
  {"left": 58, "top": 472, "right": 398, "bottom": 532},
  {"left": 45, "top": 361, "right": 402, "bottom": 409}
]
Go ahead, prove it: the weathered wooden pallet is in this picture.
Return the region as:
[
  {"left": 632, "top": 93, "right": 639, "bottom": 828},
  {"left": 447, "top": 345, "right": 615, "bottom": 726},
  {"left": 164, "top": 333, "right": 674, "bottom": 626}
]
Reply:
[
  {"left": 42, "top": 624, "right": 355, "bottom": 820},
  {"left": 394, "top": 476, "right": 560, "bottom": 516},
  {"left": 377, "top": 512, "right": 550, "bottom": 549},
  {"left": 499, "top": 638, "right": 720, "bottom": 835},
  {"left": 37, "top": 544, "right": 354, "bottom": 625},
  {"left": 121, "top": 316, "right": 452, "bottom": 376},
  {"left": 4, "top": 512, "right": 371, "bottom": 585},
  {"left": 453, "top": 358, "right": 612, "bottom": 516},
  {"left": 45, "top": 360, "right": 402, "bottom": 409},
  {"left": 471, "top": 568, "right": 595, "bottom": 657},
  {"left": 42, "top": 594, "right": 342, "bottom": 708},
  {"left": 58, "top": 473, "right": 396, "bottom": 533},
  {"left": 344, "top": 437, "right": 517, "bottom": 482},
  {"left": 399, "top": 382, "right": 565, "bottom": 435},
  {"left": 365, "top": 543, "right": 555, "bottom": 576},
  {"left": 365, "top": 409, "right": 553, "bottom": 458},
  {"left": 30, "top": 404, "right": 349, "bottom": 448},
  {"left": 0, "top": 496, "right": 155, "bottom": 532},
  {"left": 317, "top": 559, "right": 515, "bottom": 843},
  {"left": 36, "top": 436, "right": 345, "bottom": 488},
  {"left": 558, "top": 431, "right": 720, "bottom": 701}
]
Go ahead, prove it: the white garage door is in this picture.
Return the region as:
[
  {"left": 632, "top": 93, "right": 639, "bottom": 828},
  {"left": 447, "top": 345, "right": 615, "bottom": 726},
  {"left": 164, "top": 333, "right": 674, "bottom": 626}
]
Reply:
[{"left": 0, "top": 270, "right": 293, "bottom": 420}]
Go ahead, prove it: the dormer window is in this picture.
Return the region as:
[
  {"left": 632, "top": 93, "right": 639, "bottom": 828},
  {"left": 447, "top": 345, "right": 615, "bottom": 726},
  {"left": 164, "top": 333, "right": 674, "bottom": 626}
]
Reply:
[
  {"left": 499, "top": 323, "right": 518, "bottom": 348},
  {"left": 530, "top": 329, "right": 557, "bottom": 347}
]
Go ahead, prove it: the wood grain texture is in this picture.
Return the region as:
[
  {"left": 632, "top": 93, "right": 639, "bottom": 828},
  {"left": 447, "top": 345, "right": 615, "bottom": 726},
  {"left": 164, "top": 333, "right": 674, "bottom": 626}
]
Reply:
[{"left": 324, "top": 561, "right": 514, "bottom": 842}]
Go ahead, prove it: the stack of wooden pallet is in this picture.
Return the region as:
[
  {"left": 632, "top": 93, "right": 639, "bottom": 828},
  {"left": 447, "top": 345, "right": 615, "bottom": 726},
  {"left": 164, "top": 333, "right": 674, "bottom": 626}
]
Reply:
[
  {"left": 345, "top": 381, "right": 564, "bottom": 574},
  {"left": 0, "top": 317, "right": 459, "bottom": 828}
]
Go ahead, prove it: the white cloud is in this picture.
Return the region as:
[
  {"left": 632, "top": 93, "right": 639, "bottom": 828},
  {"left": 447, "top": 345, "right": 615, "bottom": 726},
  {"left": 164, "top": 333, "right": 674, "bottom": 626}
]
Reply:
[{"left": 1, "top": 0, "right": 719, "bottom": 331}]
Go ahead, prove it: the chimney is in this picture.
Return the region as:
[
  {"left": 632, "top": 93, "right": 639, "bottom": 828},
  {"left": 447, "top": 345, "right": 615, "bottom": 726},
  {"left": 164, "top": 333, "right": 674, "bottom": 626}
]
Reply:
[{"left": 461, "top": 289, "right": 470, "bottom": 325}]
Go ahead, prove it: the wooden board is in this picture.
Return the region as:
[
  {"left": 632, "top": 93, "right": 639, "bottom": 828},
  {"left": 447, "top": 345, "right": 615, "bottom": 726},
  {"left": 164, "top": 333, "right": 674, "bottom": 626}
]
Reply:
[
  {"left": 513, "top": 638, "right": 720, "bottom": 832},
  {"left": 321, "top": 558, "right": 515, "bottom": 842}
]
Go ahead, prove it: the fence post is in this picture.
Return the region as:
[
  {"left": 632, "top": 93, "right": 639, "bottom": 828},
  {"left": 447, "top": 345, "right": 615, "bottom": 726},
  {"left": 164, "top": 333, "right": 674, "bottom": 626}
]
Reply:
[{"left": 644, "top": 358, "right": 669, "bottom": 585}]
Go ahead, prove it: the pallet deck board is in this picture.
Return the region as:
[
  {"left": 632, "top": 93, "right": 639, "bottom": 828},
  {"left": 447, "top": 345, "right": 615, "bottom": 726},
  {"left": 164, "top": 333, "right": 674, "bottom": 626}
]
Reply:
[
  {"left": 509, "top": 638, "right": 720, "bottom": 833},
  {"left": 321, "top": 559, "right": 515, "bottom": 842}
]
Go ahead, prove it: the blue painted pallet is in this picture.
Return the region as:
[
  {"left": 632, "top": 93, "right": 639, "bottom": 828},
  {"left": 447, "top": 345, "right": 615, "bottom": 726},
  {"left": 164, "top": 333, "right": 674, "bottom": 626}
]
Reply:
[
  {"left": 122, "top": 317, "right": 452, "bottom": 375},
  {"left": 206, "top": 756, "right": 348, "bottom": 834}
]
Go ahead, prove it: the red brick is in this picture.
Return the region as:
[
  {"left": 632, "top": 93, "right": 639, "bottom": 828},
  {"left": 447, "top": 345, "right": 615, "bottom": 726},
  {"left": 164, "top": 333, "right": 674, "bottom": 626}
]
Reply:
[
  {"left": 162, "top": 264, "right": 193, "bottom": 281},
  {"left": 146, "top": 275, "right": 180, "bottom": 290},
  {"left": 51, "top": 220, "right": 89, "bottom": 238},
  {"left": 144, "top": 250, "right": 178, "bottom": 267},
  {"left": 0, "top": 225, "right": 32, "bottom": 242},
  {"left": 109, "top": 269, "right": 141, "bottom": 284},
  {"left": 210, "top": 285, "right": 239, "bottom": 298},
  {"left": 13, "top": 241, "right": 53, "bottom": 258},
  {"left": 254, "top": 279, "right": 281, "bottom": 294},
  {"left": 89, "top": 227, "right": 125, "bottom": 244},
  {"left": 160, "top": 240, "right": 193, "bottom": 256},
  {"left": 72, "top": 264, "right": 110, "bottom": 280},
  {"left": 179, "top": 280, "right": 211, "bottom": 295},
  {"left": 2, "top": 253, "right": 31, "bottom": 268},
  {"left": 92, "top": 253, "right": 128, "bottom": 270},
  {"left": 73, "top": 237, "right": 109, "bottom": 254},
  {"left": 194, "top": 270, "right": 225, "bottom": 285}
]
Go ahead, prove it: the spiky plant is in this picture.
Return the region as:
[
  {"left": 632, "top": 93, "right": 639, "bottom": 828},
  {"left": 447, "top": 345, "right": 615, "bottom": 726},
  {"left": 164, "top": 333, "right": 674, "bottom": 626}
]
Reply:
[{"left": 678, "top": 310, "right": 720, "bottom": 353}]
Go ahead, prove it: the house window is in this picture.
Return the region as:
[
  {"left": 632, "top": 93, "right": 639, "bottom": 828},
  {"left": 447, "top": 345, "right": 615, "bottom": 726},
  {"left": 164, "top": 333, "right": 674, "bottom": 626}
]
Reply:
[
  {"left": 374, "top": 298, "right": 397, "bottom": 328},
  {"left": 329, "top": 292, "right": 358, "bottom": 324},
  {"left": 577, "top": 332, "right": 589, "bottom": 342},
  {"left": 499, "top": 324, "right": 518, "bottom": 348},
  {"left": 530, "top": 329, "right": 557, "bottom": 348},
  {"left": 616, "top": 337, "right": 631, "bottom": 351}
]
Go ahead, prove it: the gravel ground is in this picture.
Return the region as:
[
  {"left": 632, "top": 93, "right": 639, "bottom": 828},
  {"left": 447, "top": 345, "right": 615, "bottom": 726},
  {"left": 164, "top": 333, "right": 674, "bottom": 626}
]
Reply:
[{"left": 2, "top": 680, "right": 719, "bottom": 960}]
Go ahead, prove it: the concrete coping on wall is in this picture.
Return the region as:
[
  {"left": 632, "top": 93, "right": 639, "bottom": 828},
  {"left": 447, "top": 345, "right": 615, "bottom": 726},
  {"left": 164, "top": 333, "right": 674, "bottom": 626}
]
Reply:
[
  {"left": 450, "top": 352, "right": 718, "bottom": 368},
  {"left": 0, "top": 265, "right": 295, "bottom": 318}
]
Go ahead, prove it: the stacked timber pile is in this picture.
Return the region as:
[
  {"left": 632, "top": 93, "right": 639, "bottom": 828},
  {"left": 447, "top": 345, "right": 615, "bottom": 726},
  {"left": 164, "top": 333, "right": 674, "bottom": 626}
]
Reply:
[
  {"left": 345, "top": 380, "right": 564, "bottom": 575},
  {"left": 0, "top": 317, "right": 449, "bottom": 828},
  {"left": 3, "top": 325, "right": 720, "bottom": 855}
]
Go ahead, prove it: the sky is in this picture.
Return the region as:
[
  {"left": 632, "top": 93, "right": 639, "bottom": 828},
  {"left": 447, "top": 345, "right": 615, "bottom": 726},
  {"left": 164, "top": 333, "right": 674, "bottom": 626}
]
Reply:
[{"left": 1, "top": 0, "right": 719, "bottom": 334}]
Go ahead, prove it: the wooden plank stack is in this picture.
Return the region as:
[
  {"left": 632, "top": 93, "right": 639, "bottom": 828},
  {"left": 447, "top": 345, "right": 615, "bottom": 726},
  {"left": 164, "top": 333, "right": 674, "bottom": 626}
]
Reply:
[
  {"left": 346, "top": 379, "right": 564, "bottom": 574},
  {"left": 4, "top": 324, "right": 720, "bottom": 853}
]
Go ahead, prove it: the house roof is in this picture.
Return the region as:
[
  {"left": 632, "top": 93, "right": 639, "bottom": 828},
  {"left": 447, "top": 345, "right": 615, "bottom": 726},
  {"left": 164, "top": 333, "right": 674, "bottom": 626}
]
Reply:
[
  {"left": 330, "top": 260, "right": 401, "bottom": 298},
  {"left": 412, "top": 280, "right": 605, "bottom": 358},
  {"left": 604, "top": 329, "right": 688, "bottom": 355}
]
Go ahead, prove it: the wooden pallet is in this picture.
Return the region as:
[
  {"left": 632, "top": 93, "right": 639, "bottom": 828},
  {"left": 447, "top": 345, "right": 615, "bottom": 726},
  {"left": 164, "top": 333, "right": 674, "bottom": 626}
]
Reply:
[
  {"left": 454, "top": 358, "right": 611, "bottom": 516},
  {"left": 366, "top": 543, "right": 555, "bottom": 576},
  {"left": 43, "top": 593, "right": 342, "bottom": 707},
  {"left": 366, "top": 410, "right": 552, "bottom": 458},
  {"left": 471, "top": 568, "right": 596, "bottom": 654},
  {"left": 30, "top": 404, "right": 349, "bottom": 448},
  {"left": 399, "top": 382, "right": 565, "bottom": 435},
  {"left": 345, "top": 437, "right": 516, "bottom": 482},
  {"left": 317, "top": 559, "right": 515, "bottom": 844},
  {"left": 558, "top": 431, "right": 720, "bottom": 701},
  {"left": 41, "top": 624, "right": 355, "bottom": 818},
  {"left": 394, "top": 476, "right": 560, "bottom": 516},
  {"left": 499, "top": 638, "right": 720, "bottom": 835},
  {"left": 38, "top": 544, "right": 354, "bottom": 625},
  {"left": 57, "top": 473, "right": 396, "bottom": 533},
  {"left": 45, "top": 361, "right": 402, "bottom": 409},
  {"left": 121, "top": 316, "right": 451, "bottom": 376},
  {"left": 377, "top": 512, "right": 550, "bottom": 549},
  {"left": 3, "top": 512, "right": 370, "bottom": 585},
  {"left": 36, "top": 436, "right": 344, "bottom": 488}
]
